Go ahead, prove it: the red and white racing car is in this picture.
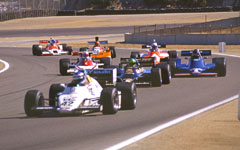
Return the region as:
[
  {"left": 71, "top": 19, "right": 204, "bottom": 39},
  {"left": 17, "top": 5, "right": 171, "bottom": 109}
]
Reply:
[{"left": 32, "top": 39, "right": 73, "bottom": 56}]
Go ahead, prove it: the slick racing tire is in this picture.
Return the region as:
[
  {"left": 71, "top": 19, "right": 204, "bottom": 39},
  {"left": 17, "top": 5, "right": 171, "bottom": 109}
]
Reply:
[
  {"left": 100, "top": 57, "right": 112, "bottom": 67},
  {"left": 213, "top": 57, "right": 226, "bottom": 77},
  {"left": 151, "top": 68, "right": 162, "bottom": 87},
  {"left": 168, "top": 58, "right": 176, "bottom": 77},
  {"left": 49, "top": 84, "right": 65, "bottom": 106},
  {"left": 117, "top": 82, "right": 137, "bottom": 110},
  {"left": 61, "top": 44, "right": 67, "bottom": 51},
  {"left": 109, "top": 46, "right": 116, "bottom": 58},
  {"left": 157, "top": 63, "right": 171, "bottom": 84},
  {"left": 66, "top": 46, "right": 73, "bottom": 55},
  {"left": 101, "top": 87, "right": 119, "bottom": 114},
  {"left": 130, "top": 51, "right": 140, "bottom": 58},
  {"left": 32, "top": 44, "right": 42, "bottom": 56},
  {"left": 59, "top": 58, "right": 70, "bottom": 76},
  {"left": 168, "top": 50, "right": 178, "bottom": 58},
  {"left": 79, "top": 47, "right": 88, "bottom": 52},
  {"left": 24, "top": 90, "right": 44, "bottom": 117}
]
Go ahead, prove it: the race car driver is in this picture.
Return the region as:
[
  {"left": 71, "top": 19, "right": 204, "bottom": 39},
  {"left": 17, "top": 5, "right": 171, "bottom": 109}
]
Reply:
[
  {"left": 192, "top": 49, "right": 201, "bottom": 59},
  {"left": 71, "top": 70, "right": 90, "bottom": 86},
  {"left": 46, "top": 38, "right": 59, "bottom": 49},
  {"left": 125, "top": 58, "right": 143, "bottom": 74}
]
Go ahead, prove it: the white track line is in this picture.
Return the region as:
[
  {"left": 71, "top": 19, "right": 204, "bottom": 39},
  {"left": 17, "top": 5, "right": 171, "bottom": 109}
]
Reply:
[
  {"left": 0, "top": 59, "right": 10, "bottom": 74},
  {"left": 106, "top": 52, "right": 240, "bottom": 150}
]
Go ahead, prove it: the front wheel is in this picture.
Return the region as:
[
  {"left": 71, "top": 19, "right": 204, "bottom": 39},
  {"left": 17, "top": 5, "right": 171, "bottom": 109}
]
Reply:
[
  {"left": 101, "top": 87, "right": 119, "bottom": 114},
  {"left": 59, "top": 58, "right": 70, "bottom": 75},
  {"left": 117, "top": 82, "right": 137, "bottom": 110},
  {"left": 151, "top": 68, "right": 162, "bottom": 87},
  {"left": 24, "top": 90, "right": 44, "bottom": 117}
]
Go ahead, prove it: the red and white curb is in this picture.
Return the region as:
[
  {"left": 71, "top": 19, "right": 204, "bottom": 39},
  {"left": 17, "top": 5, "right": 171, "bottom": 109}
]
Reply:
[{"left": 0, "top": 59, "right": 10, "bottom": 74}]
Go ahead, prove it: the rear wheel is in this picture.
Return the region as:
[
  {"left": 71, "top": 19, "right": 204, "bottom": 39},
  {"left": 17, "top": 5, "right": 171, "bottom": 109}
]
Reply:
[
  {"left": 157, "top": 63, "right": 171, "bottom": 84},
  {"left": 151, "top": 68, "right": 162, "bottom": 87},
  {"left": 168, "top": 58, "right": 176, "bottom": 77},
  {"left": 117, "top": 82, "right": 137, "bottom": 110},
  {"left": 100, "top": 57, "right": 112, "bottom": 67},
  {"left": 66, "top": 46, "right": 73, "bottom": 55},
  {"left": 213, "top": 57, "right": 226, "bottom": 77},
  {"left": 61, "top": 44, "right": 67, "bottom": 51},
  {"left": 130, "top": 51, "right": 140, "bottom": 58},
  {"left": 49, "top": 84, "right": 65, "bottom": 106},
  {"left": 101, "top": 87, "right": 119, "bottom": 114},
  {"left": 24, "top": 90, "right": 44, "bottom": 117},
  {"left": 168, "top": 50, "right": 178, "bottom": 58},
  {"left": 59, "top": 58, "right": 70, "bottom": 75},
  {"left": 109, "top": 46, "right": 116, "bottom": 58}
]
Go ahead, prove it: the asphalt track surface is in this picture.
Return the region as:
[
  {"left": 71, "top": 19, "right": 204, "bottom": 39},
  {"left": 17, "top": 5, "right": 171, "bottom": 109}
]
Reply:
[{"left": 0, "top": 46, "right": 240, "bottom": 150}]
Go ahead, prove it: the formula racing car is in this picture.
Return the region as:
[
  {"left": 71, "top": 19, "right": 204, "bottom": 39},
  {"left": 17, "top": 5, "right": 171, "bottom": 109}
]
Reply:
[
  {"left": 59, "top": 51, "right": 111, "bottom": 75},
  {"left": 72, "top": 37, "right": 116, "bottom": 59},
  {"left": 32, "top": 39, "right": 73, "bottom": 56},
  {"left": 106, "top": 57, "right": 171, "bottom": 87},
  {"left": 24, "top": 69, "right": 137, "bottom": 117},
  {"left": 172, "top": 49, "right": 226, "bottom": 77}
]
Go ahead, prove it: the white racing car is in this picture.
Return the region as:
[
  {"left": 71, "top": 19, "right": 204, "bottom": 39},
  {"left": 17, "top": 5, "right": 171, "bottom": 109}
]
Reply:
[
  {"left": 32, "top": 39, "right": 73, "bottom": 56},
  {"left": 24, "top": 69, "right": 137, "bottom": 117}
]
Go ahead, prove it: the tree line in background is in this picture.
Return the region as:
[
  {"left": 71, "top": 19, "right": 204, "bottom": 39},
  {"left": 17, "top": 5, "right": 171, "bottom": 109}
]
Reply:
[{"left": 91, "top": 0, "right": 208, "bottom": 9}]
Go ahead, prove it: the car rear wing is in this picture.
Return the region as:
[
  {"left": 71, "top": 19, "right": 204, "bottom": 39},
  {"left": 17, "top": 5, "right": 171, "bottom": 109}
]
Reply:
[
  {"left": 181, "top": 50, "right": 212, "bottom": 56},
  {"left": 120, "top": 57, "right": 155, "bottom": 67},
  {"left": 88, "top": 41, "right": 108, "bottom": 45},
  {"left": 142, "top": 44, "right": 166, "bottom": 49},
  {"left": 88, "top": 68, "right": 117, "bottom": 86},
  {"left": 39, "top": 40, "right": 59, "bottom": 44}
]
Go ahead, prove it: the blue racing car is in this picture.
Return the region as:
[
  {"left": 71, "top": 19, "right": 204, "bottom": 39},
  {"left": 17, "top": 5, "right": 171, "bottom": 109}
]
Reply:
[{"left": 172, "top": 49, "right": 226, "bottom": 77}]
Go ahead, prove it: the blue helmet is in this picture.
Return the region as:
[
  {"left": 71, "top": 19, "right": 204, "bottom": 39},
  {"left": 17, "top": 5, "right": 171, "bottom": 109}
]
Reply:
[{"left": 73, "top": 70, "right": 87, "bottom": 84}]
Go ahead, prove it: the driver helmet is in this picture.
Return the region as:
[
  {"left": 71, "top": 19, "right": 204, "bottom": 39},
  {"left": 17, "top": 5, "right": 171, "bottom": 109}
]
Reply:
[
  {"left": 82, "top": 51, "right": 89, "bottom": 58},
  {"left": 128, "top": 58, "right": 138, "bottom": 67},
  {"left": 50, "top": 38, "right": 56, "bottom": 45},
  {"left": 151, "top": 43, "right": 158, "bottom": 51},
  {"left": 94, "top": 41, "right": 100, "bottom": 47},
  {"left": 192, "top": 49, "right": 201, "bottom": 57},
  {"left": 72, "top": 70, "right": 86, "bottom": 85}
]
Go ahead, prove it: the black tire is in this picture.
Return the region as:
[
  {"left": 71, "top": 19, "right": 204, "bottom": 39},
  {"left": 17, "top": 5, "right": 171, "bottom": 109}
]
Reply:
[
  {"left": 168, "top": 50, "right": 178, "bottom": 58},
  {"left": 66, "top": 46, "right": 73, "bottom": 55},
  {"left": 100, "top": 57, "right": 112, "bottom": 67},
  {"left": 151, "top": 68, "right": 162, "bottom": 87},
  {"left": 116, "top": 82, "right": 137, "bottom": 110},
  {"left": 79, "top": 47, "right": 88, "bottom": 52},
  {"left": 213, "top": 57, "right": 226, "bottom": 77},
  {"left": 32, "top": 44, "right": 42, "bottom": 56},
  {"left": 157, "top": 63, "right": 171, "bottom": 84},
  {"left": 24, "top": 90, "right": 44, "bottom": 117},
  {"left": 101, "top": 87, "right": 119, "bottom": 114},
  {"left": 109, "top": 46, "right": 116, "bottom": 58},
  {"left": 49, "top": 84, "right": 65, "bottom": 106},
  {"left": 168, "top": 58, "right": 176, "bottom": 77},
  {"left": 130, "top": 51, "right": 140, "bottom": 58},
  {"left": 59, "top": 58, "right": 70, "bottom": 76},
  {"left": 61, "top": 44, "right": 67, "bottom": 51}
]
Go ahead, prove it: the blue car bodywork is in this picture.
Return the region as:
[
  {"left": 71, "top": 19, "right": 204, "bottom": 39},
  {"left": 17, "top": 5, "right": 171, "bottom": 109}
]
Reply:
[{"left": 173, "top": 50, "right": 226, "bottom": 77}]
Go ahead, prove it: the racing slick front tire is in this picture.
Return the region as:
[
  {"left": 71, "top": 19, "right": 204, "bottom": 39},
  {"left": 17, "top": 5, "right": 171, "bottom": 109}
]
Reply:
[
  {"left": 101, "top": 87, "right": 119, "bottom": 114},
  {"left": 24, "top": 90, "right": 44, "bottom": 117},
  {"left": 157, "top": 63, "right": 171, "bottom": 84},
  {"left": 151, "top": 68, "right": 162, "bottom": 87},
  {"left": 109, "top": 46, "right": 116, "bottom": 58},
  {"left": 59, "top": 58, "right": 70, "bottom": 76},
  {"left": 49, "top": 84, "right": 65, "bottom": 106},
  {"left": 213, "top": 57, "right": 226, "bottom": 77},
  {"left": 168, "top": 50, "right": 178, "bottom": 58},
  {"left": 130, "top": 51, "right": 140, "bottom": 58},
  {"left": 117, "top": 82, "right": 137, "bottom": 110}
]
